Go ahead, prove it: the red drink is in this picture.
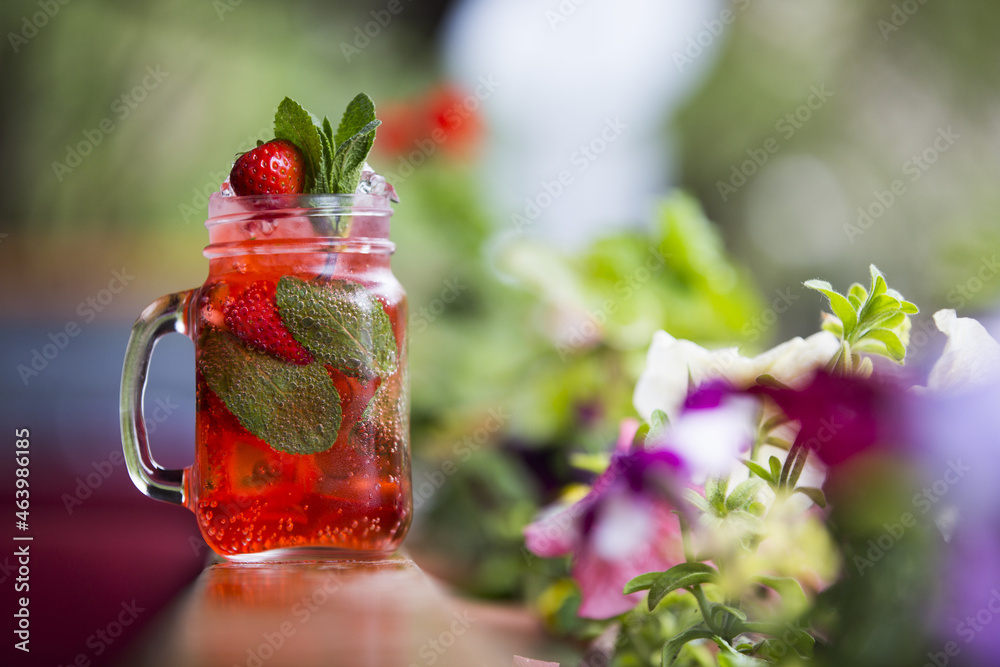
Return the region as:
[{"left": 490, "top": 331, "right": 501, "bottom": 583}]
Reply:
[
  {"left": 120, "top": 94, "right": 411, "bottom": 560},
  {"left": 189, "top": 194, "right": 411, "bottom": 558},
  {"left": 120, "top": 192, "right": 411, "bottom": 560}
]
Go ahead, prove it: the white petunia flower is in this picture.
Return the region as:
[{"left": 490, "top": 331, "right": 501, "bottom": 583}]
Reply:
[
  {"left": 633, "top": 330, "right": 840, "bottom": 422},
  {"left": 926, "top": 309, "right": 1000, "bottom": 392},
  {"left": 749, "top": 331, "right": 841, "bottom": 387}
]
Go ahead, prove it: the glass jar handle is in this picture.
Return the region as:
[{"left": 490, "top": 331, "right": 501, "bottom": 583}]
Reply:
[{"left": 120, "top": 290, "right": 194, "bottom": 506}]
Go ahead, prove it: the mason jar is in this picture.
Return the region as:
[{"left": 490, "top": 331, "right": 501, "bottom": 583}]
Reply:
[{"left": 121, "top": 193, "right": 411, "bottom": 560}]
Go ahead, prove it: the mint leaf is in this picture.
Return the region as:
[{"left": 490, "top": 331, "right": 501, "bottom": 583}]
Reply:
[
  {"left": 334, "top": 93, "right": 377, "bottom": 148},
  {"left": 329, "top": 93, "right": 380, "bottom": 193},
  {"left": 199, "top": 330, "right": 342, "bottom": 455},
  {"left": 331, "top": 119, "right": 380, "bottom": 194},
  {"left": 266, "top": 94, "right": 385, "bottom": 195},
  {"left": 274, "top": 97, "right": 327, "bottom": 194},
  {"left": 276, "top": 276, "right": 398, "bottom": 378},
  {"left": 323, "top": 115, "right": 335, "bottom": 145},
  {"left": 320, "top": 116, "right": 336, "bottom": 192}
]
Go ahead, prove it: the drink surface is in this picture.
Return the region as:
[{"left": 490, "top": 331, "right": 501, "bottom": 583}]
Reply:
[{"left": 190, "top": 238, "right": 410, "bottom": 557}]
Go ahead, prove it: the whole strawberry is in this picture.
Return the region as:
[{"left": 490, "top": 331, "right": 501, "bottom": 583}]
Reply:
[
  {"left": 229, "top": 139, "right": 305, "bottom": 196},
  {"left": 223, "top": 280, "right": 313, "bottom": 364}
]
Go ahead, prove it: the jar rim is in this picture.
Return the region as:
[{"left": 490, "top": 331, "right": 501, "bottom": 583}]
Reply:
[
  {"left": 206, "top": 192, "right": 394, "bottom": 226},
  {"left": 203, "top": 192, "right": 395, "bottom": 257}
]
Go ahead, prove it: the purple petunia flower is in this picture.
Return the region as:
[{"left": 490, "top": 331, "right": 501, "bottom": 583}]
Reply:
[
  {"left": 752, "top": 371, "right": 906, "bottom": 469},
  {"left": 523, "top": 420, "right": 687, "bottom": 619}
]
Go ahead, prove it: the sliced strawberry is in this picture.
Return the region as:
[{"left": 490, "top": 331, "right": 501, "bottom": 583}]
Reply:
[
  {"left": 229, "top": 139, "right": 306, "bottom": 196},
  {"left": 223, "top": 280, "right": 313, "bottom": 364},
  {"left": 325, "top": 365, "right": 382, "bottom": 427}
]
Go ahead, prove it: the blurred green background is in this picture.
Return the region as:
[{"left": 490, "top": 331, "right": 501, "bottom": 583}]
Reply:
[
  {"left": 2, "top": 0, "right": 999, "bottom": 604},
  {"left": 1, "top": 0, "right": 998, "bottom": 322}
]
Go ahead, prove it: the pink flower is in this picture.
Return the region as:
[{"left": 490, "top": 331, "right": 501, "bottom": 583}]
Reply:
[{"left": 524, "top": 421, "right": 686, "bottom": 619}]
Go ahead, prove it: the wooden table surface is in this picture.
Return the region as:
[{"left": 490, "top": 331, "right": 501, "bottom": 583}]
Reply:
[{"left": 116, "top": 553, "right": 571, "bottom": 667}]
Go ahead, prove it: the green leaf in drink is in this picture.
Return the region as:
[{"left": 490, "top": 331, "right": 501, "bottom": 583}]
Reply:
[
  {"left": 277, "top": 276, "right": 398, "bottom": 378},
  {"left": 199, "top": 330, "right": 342, "bottom": 455}
]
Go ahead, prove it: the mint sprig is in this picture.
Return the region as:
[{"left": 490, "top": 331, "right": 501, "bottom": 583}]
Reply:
[
  {"left": 805, "top": 265, "right": 918, "bottom": 375},
  {"left": 273, "top": 94, "right": 381, "bottom": 195},
  {"left": 198, "top": 330, "right": 342, "bottom": 455}
]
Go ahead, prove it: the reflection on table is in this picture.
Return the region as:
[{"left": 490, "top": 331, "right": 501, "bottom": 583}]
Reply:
[{"left": 120, "top": 553, "right": 563, "bottom": 667}]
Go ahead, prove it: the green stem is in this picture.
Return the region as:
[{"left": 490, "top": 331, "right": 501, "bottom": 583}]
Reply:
[
  {"left": 779, "top": 440, "right": 802, "bottom": 488},
  {"left": 787, "top": 444, "right": 810, "bottom": 488},
  {"left": 690, "top": 584, "right": 722, "bottom": 637},
  {"left": 679, "top": 517, "right": 726, "bottom": 638},
  {"left": 678, "top": 514, "right": 695, "bottom": 563}
]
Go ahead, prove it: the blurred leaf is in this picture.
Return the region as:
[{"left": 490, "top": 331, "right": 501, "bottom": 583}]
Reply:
[
  {"left": 624, "top": 572, "right": 662, "bottom": 595},
  {"left": 648, "top": 563, "right": 719, "bottom": 610},
  {"left": 752, "top": 575, "right": 809, "bottom": 614},
  {"left": 794, "top": 486, "right": 827, "bottom": 508},
  {"left": 661, "top": 626, "right": 715, "bottom": 666},
  {"left": 741, "top": 460, "right": 774, "bottom": 484},
  {"left": 725, "top": 478, "right": 765, "bottom": 511}
]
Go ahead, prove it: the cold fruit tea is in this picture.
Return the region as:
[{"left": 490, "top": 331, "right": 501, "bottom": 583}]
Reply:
[
  {"left": 120, "top": 95, "right": 410, "bottom": 561},
  {"left": 190, "top": 196, "right": 410, "bottom": 558}
]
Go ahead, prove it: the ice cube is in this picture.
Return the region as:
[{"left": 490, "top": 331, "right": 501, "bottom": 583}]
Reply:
[{"left": 356, "top": 162, "right": 399, "bottom": 202}]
